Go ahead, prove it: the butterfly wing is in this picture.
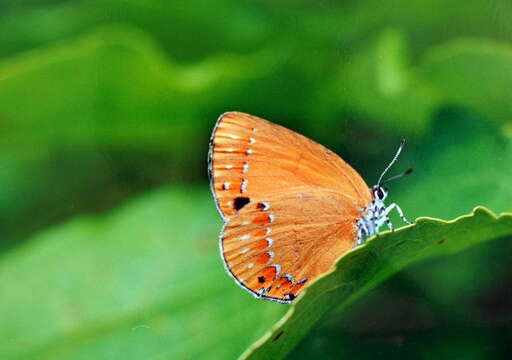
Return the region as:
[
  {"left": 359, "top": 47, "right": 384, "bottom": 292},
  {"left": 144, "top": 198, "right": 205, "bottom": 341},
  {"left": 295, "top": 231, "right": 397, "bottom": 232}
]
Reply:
[
  {"left": 221, "top": 187, "right": 363, "bottom": 302},
  {"left": 209, "top": 112, "right": 372, "bottom": 302}
]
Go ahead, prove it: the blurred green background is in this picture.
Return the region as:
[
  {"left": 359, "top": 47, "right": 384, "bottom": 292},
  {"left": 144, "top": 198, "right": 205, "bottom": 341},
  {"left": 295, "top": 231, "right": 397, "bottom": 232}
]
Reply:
[{"left": 0, "top": 1, "right": 511, "bottom": 359}]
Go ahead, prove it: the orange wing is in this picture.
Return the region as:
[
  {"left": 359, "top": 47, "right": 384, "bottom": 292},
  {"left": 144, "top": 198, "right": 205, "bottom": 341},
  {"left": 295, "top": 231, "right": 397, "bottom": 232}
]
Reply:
[{"left": 209, "top": 112, "right": 372, "bottom": 302}]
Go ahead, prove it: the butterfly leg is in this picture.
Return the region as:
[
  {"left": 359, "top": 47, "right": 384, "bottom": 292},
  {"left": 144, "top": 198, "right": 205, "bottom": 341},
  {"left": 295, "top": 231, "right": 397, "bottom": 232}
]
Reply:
[
  {"left": 384, "top": 215, "right": 394, "bottom": 231},
  {"left": 385, "top": 203, "right": 411, "bottom": 225},
  {"left": 369, "top": 212, "right": 393, "bottom": 235},
  {"left": 356, "top": 222, "right": 369, "bottom": 246}
]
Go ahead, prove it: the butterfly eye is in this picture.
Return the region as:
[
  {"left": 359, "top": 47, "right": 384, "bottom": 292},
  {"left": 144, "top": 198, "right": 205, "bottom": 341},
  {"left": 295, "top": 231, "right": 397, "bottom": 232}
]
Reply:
[{"left": 375, "top": 187, "right": 385, "bottom": 200}]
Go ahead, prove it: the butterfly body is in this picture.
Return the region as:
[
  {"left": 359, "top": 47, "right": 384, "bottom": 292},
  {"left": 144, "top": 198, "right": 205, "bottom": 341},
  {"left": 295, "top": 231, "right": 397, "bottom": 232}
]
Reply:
[{"left": 209, "top": 112, "right": 409, "bottom": 303}]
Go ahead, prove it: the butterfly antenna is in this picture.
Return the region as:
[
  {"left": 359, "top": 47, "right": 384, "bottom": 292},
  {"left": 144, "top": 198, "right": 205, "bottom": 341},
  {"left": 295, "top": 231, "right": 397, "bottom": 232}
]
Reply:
[
  {"left": 382, "top": 167, "right": 414, "bottom": 184},
  {"left": 377, "top": 139, "right": 406, "bottom": 186}
]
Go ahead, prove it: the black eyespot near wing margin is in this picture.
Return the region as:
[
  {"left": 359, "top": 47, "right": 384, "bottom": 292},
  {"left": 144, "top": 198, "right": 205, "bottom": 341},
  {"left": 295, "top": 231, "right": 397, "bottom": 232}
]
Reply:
[{"left": 234, "top": 197, "right": 250, "bottom": 211}]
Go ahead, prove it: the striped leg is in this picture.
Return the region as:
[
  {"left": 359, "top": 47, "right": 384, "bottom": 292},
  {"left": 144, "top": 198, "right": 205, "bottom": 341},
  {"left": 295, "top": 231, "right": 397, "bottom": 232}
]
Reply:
[
  {"left": 385, "top": 203, "right": 411, "bottom": 225},
  {"left": 384, "top": 214, "right": 394, "bottom": 231}
]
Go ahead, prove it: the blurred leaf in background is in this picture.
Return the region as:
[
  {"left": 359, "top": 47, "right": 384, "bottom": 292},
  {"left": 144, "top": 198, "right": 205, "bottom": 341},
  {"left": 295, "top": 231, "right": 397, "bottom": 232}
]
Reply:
[
  {"left": 0, "top": 188, "right": 286, "bottom": 359},
  {"left": 0, "top": 0, "right": 511, "bottom": 359}
]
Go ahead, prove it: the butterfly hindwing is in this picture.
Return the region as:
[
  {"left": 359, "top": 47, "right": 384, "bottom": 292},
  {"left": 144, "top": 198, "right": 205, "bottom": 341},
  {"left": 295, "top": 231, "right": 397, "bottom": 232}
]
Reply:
[{"left": 221, "top": 187, "right": 360, "bottom": 302}]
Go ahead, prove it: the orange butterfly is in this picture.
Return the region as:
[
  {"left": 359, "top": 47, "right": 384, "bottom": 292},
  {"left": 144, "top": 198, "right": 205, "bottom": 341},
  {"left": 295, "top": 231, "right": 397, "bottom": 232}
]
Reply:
[{"left": 208, "top": 112, "right": 412, "bottom": 303}]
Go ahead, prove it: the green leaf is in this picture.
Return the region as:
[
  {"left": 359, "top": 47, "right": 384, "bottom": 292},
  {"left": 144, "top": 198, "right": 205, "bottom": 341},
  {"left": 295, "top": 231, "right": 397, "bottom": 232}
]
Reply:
[
  {"left": 394, "top": 108, "right": 512, "bottom": 221},
  {"left": 242, "top": 207, "right": 512, "bottom": 359},
  {"left": 323, "top": 30, "right": 512, "bottom": 140},
  {"left": 0, "top": 187, "right": 287, "bottom": 360},
  {"left": 421, "top": 39, "right": 512, "bottom": 125},
  {"left": 0, "top": 0, "right": 272, "bottom": 61},
  {"left": 0, "top": 23, "right": 278, "bottom": 248},
  {"left": 331, "top": 28, "right": 438, "bottom": 135}
]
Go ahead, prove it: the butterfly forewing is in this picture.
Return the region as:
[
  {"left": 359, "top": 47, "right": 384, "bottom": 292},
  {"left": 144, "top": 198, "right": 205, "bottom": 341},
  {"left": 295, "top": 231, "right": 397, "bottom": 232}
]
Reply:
[{"left": 209, "top": 112, "right": 372, "bottom": 302}]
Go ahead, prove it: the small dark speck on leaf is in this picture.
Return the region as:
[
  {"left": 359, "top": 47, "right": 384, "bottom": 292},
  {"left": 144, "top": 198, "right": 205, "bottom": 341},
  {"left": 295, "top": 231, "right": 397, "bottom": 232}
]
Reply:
[
  {"left": 273, "top": 331, "right": 284, "bottom": 342},
  {"left": 437, "top": 239, "right": 445, "bottom": 245}
]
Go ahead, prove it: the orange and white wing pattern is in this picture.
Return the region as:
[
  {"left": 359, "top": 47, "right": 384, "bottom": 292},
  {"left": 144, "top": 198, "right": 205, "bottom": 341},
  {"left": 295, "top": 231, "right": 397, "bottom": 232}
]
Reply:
[
  {"left": 208, "top": 112, "right": 372, "bottom": 303},
  {"left": 221, "top": 187, "right": 361, "bottom": 302}
]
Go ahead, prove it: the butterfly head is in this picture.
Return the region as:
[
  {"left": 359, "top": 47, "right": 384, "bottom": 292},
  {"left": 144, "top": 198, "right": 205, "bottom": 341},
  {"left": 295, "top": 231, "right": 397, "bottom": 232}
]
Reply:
[
  {"left": 358, "top": 142, "right": 413, "bottom": 245},
  {"left": 372, "top": 185, "right": 389, "bottom": 202}
]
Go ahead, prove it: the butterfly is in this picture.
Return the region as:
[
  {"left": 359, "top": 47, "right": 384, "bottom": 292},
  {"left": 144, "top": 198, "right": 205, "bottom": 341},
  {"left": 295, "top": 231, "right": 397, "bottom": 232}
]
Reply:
[{"left": 208, "top": 112, "right": 412, "bottom": 303}]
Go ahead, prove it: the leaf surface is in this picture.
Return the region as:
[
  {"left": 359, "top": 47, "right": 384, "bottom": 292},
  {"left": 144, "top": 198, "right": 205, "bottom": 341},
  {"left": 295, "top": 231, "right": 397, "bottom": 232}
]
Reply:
[
  {"left": 243, "top": 207, "right": 512, "bottom": 359},
  {"left": 0, "top": 187, "right": 287, "bottom": 360}
]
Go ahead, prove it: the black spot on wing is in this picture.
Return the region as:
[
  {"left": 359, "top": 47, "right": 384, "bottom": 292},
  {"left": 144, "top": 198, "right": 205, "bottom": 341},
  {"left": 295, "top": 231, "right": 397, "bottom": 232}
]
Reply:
[
  {"left": 285, "top": 293, "right": 296, "bottom": 301},
  {"left": 234, "top": 197, "right": 250, "bottom": 211},
  {"left": 256, "top": 202, "right": 268, "bottom": 210}
]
